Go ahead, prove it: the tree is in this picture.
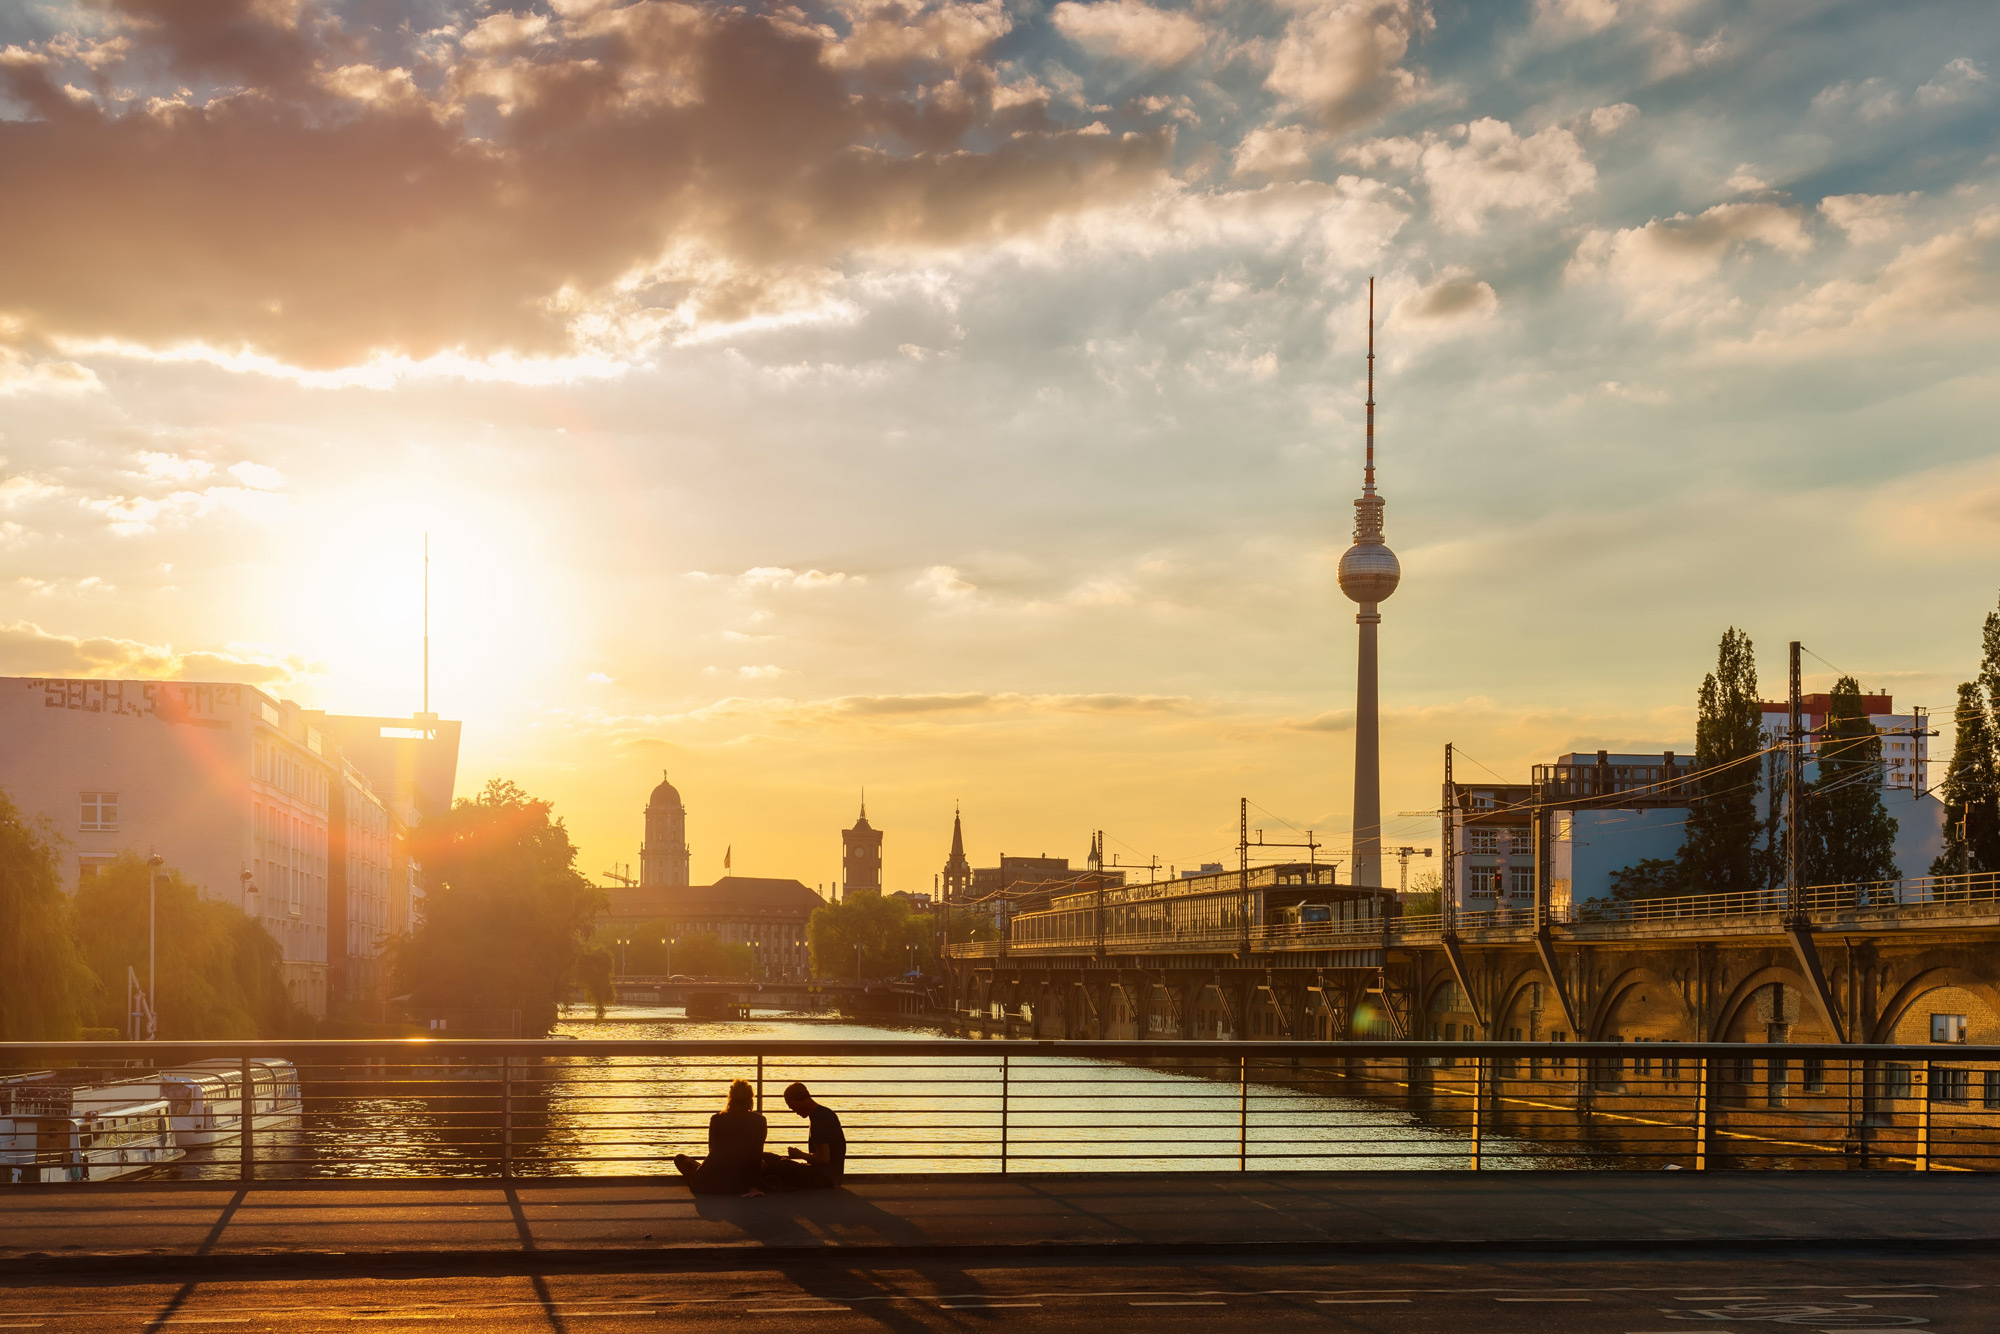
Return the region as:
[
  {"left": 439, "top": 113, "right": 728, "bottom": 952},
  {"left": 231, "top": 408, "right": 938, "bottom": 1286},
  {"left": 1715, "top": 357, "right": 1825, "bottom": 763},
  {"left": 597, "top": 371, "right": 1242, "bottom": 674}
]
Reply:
[
  {"left": 1800, "top": 676, "right": 1899, "bottom": 886},
  {"left": 72, "top": 853, "right": 296, "bottom": 1038},
  {"left": 1608, "top": 857, "right": 1687, "bottom": 901},
  {"left": 1679, "top": 627, "right": 1766, "bottom": 895},
  {"left": 399, "top": 779, "right": 606, "bottom": 1035},
  {"left": 1931, "top": 682, "right": 2000, "bottom": 876},
  {"left": 672, "top": 932, "right": 755, "bottom": 979},
  {"left": 0, "top": 790, "right": 95, "bottom": 1039},
  {"left": 1401, "top": 868, "right": 1443, "bottom": 916},
  {"left": 809, "top": 894, "right": 932, "bottom": 980}
]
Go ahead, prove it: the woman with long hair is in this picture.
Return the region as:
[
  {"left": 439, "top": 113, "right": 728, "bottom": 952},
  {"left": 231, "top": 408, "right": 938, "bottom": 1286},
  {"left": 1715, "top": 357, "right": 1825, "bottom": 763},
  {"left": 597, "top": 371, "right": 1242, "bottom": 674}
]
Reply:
[{"left": 673, "top": 1078, "right": 767, "bottom": 1196}]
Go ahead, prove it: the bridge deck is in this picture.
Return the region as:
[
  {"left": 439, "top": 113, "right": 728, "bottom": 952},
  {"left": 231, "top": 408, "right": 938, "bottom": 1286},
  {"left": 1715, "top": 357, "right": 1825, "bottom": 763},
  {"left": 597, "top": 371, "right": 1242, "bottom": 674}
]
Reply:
[{"left": 5, "top": 1172, "right": 1996, "bottom": 1274}]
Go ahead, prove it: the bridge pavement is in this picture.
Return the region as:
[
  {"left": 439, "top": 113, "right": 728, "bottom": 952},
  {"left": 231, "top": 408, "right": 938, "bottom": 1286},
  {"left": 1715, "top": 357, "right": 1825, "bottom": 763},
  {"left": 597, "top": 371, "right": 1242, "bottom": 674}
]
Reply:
[{"left": 4, "top": 1172, "right": 1997, "bottom": 1275}]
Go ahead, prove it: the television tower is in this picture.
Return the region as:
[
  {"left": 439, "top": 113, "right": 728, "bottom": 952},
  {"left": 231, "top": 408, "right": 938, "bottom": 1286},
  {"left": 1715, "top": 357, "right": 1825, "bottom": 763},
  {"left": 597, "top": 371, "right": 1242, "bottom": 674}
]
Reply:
[{"left": 1337, "top": 278, "right": 1400, "bottom": 889}]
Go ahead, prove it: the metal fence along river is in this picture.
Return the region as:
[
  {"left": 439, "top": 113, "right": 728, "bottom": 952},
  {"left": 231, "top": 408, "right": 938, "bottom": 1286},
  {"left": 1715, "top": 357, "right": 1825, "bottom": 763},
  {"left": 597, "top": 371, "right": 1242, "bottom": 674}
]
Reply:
[{"left": 5, "top": 1037, "right": 1998, "bottom": 1183}]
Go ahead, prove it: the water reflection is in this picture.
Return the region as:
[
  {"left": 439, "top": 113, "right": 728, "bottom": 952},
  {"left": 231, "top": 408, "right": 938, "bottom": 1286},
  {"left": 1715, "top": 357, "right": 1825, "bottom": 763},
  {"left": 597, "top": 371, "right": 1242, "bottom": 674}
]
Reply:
[{"left": 165, "top": 1006, "right": 1559, "bottom": 1178}]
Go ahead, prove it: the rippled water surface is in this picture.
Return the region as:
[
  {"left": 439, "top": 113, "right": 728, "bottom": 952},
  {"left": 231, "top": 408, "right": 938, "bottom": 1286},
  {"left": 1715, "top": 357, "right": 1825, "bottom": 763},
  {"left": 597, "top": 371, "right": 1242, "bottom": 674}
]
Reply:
[{"left": 165, "top": 1006, "right": 1562, "bottom": 1178}]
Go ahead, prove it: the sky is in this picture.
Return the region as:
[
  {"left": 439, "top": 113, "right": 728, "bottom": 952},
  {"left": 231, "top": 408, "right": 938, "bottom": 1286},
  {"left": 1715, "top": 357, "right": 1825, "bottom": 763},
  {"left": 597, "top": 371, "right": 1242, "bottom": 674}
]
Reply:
[{"left": 1, "top": 0, "right": 1997, "bottom": 894}]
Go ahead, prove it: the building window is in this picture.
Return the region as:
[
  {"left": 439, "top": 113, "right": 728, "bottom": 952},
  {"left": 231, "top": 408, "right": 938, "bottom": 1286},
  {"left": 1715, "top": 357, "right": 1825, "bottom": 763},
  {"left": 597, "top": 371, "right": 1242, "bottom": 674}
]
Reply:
[
  {"left": 1931, "top": 1013, "right": 1968, "bottom": 1044},
  {"left": 1466, "top": 866, "right": 1499, "bottom": 898},
  {"left": 1984, "top": 1071, "right": 2000, "bottom": 1111},
  {"left": 1508, "top": 867, "right": 1534, "bottom": 897},
  {"left": 1467, "top": 828, "right": 1497, "bottom": 854},
  {"left": 1882, "top": 1063, "right": 1914, "bottom": 1100},
  {"left": 1803, "top": 1056, "right": 1826, "bottom": 1093},
  {"left": 1930, "top": 1066, "right": 1970, "bottom": 1104},
  {"left": 1503, "top": 828, "right": 1532, "bottom": 858},
  {"left": 80, "top": 792, "right": 119, "bottom": 832}
]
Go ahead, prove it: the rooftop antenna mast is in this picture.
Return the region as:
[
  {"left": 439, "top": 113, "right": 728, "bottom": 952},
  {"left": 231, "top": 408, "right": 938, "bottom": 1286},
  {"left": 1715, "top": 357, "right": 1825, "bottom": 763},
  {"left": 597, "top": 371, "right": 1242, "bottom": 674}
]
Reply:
[{"left": 422, "top": 532, "right": 431, "bottom": 731}]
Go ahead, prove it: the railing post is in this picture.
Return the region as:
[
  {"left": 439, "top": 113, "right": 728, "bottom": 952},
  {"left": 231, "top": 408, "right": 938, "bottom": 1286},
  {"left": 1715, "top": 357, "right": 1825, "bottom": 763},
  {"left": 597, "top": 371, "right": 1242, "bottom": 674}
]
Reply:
[
  {"left": 1238, "top": 1054, "right": 1248, "bottom": 1171},
  {"left": 501, "top": 1054, "right": 513, "bottom": 1179},
  {"left": 1919, "top": 1060, "right": 1932, "bottom": 1172},
  {"left": 999, "top": 1051, "right": 1009, "bottom": 1176},
  {"left": 756, "top": 1053, "right": 765, "bottom": 1113},
  {"left": 1469, "top": 1054, "right": 1484, "bottom": 1171},
  {"left": 239, "top": 1055, "right": 254, "bottom": 1182},
  {"left": 1693, "top": 1056, "right": 1710, "bottom": 1171}
]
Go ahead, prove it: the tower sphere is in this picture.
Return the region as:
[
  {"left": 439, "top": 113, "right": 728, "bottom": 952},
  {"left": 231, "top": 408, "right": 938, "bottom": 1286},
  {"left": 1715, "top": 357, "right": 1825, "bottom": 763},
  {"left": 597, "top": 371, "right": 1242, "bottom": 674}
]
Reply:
[{"left": 1338, "top": 541, "right": 1401, "bottom": 604}]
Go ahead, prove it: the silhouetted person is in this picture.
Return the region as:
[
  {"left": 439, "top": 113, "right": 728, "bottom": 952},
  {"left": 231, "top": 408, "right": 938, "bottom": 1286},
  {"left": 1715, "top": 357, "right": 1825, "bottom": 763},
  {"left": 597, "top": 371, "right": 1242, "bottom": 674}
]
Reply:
[
  {"left": 674, "top": 1078, "right": 767, "bottom": 1196},
  {"left": 762, "top": 1081, "right": 846, "bottom": 1190}
]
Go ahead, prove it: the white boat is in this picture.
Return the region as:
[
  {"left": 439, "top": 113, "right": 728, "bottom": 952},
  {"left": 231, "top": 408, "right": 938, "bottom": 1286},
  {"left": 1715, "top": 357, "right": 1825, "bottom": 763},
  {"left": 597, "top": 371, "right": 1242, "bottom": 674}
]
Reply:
[
  {"left": 0, "top": 1099, "right": 184, "bottom": 1183},
  {"left": 154, "top": 1059, "right": 303, "bottom": 1147}
]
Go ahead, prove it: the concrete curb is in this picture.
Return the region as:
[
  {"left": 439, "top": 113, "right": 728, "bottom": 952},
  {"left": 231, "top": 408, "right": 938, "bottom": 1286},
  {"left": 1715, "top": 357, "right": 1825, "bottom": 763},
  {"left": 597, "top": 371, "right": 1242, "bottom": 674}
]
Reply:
[{"left": 7, "top": 1234, "right": 1999, "bottom": 1278}]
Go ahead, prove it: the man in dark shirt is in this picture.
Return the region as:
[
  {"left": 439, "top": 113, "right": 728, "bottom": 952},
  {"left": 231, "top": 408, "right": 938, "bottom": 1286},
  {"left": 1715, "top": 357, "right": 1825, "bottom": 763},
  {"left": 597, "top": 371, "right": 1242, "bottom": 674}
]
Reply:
[{"left": 762, "top": 1081, "right": 845, "bottom": 1189}]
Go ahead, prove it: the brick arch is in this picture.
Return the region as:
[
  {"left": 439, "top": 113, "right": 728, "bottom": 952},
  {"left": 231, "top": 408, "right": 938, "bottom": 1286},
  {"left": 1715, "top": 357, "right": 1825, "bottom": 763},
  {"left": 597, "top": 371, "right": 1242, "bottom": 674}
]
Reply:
[
  {"left": 1713, "top": 964, "right": 1824, "bottom": 1042},
  {"left": 1493, "top": 964, "right": 1558, "bottom": 1038},
  {"left": 1587, "top": 966, "right": 1694, "bottom": 1042},
  {"left": 1869, "top": 968, "right": 2000, "bottom": 1045}
]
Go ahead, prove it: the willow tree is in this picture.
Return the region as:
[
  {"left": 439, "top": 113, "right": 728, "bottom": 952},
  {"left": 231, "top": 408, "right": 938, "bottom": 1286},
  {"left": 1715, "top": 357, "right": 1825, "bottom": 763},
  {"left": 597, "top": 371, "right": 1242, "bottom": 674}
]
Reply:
[
  {"left": 1680, "top": 628, "right": 1766, "bottom": 895},
  {"left": 1801, "top": 676, "right": 1899, "bottom": 886},
  {"left": 0, "top": 790, "right": 94, "bottom": 1039}
]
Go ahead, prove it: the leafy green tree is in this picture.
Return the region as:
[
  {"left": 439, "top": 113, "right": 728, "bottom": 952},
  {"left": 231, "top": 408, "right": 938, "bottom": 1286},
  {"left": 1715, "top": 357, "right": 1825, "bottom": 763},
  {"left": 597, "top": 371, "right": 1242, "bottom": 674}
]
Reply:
[
  {"left": 671, "top": 932, "right": 754, "bottom": 979},
  {"left": 1680, "top": 627, "right": 1766, "bottom": 895},
  {"left": 72, "top": 853, "right": 295, "bottom": 1038},
  {"left": 1608, "top": 857, "right": 1687, "bottom": 901},
  {"left": 399, "top": 779, "right": 606, "bottom": 1035},
  {"left": 1931, "top": 681, "right": 2000, "bottom": 876},
  {"left": 809, "top": 894, "right": 933, "bottom": 980},
  {"left": 1801, "top": 676, "right": 1899, "bottom": 886},
  {"left": 0, "top": 790, "right": 95, "bottom": 1039}
]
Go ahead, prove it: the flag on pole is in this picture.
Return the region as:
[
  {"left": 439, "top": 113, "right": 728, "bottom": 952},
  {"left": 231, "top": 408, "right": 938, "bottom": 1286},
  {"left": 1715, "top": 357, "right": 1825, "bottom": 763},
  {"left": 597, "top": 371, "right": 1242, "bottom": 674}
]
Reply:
[{"left": 724, "top": 845, "right": 732, "bottom": 870}]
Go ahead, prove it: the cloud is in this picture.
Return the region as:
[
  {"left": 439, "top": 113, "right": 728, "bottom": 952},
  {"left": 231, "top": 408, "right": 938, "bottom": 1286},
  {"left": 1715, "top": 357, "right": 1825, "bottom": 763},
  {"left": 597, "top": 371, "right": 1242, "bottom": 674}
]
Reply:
[
  {"left": 736, "top": 566, "right": 860, "bottom": 591},
  {"left": 1232, "top": 125, "right": 1318, "bottom": 180},
  {"left": 0, "top": 1, "right": 1172, "bottom": 373},
  {"left": 1916, "top": 57, "right": 1988, "bottom": 110},
  {"left": 1353, "top": 118, "right": 1594, "bottom": 234},
  {"left": 1820, "top": 192, "right": 1920, "bottom": 244},
  {"left": 1052, "top": 0, "right": 1207, "bottom": 66},
  {"left": 1394, "top": 269, "right": 1497, "bottom": 324},
  {"left": 1815, "top": 58, "right": 1987, "bottom": 123},
  {"left": 1288, "top": 709, "right": 1355, "bottom": 732},
  {"left": 1569, "top": 202, "right": 1811, "bottom": 303},
  {"left": 1266, "top": 0, "right": 1433, "bottom": 132},
  {"left": 912, "top": 564, "right": 979, "bottom": 601},
  {"left": 1587, "top": 102, "right": 1638, "bottom": 135},
  {"left": 738, "top": 664, "right": 790, "bottom": 679},
  {"left": 0, "top": 620, "right": 316, "bottom": 687}
]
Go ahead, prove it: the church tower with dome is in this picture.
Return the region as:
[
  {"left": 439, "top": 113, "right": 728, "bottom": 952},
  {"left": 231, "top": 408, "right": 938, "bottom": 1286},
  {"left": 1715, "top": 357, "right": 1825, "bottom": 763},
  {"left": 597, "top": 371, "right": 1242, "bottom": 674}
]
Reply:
[{"left": 641, "top": 773, "right": 691, "bottom": 889}]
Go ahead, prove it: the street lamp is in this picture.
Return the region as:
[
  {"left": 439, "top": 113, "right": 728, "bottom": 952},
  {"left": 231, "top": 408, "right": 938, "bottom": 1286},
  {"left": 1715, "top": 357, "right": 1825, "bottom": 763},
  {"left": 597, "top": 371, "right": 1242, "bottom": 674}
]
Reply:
[
  {"left": 146, "top": 851, "right": 163, "bottom": 1040},
  {"left": 855, "top": 942, "right": 863, "bottom": 983},
  {"left": 240, "top": 868, "right": 259, "bottom": 918},
  {"left": 616, "top": 936, "right": 629, "bottom": 976}
]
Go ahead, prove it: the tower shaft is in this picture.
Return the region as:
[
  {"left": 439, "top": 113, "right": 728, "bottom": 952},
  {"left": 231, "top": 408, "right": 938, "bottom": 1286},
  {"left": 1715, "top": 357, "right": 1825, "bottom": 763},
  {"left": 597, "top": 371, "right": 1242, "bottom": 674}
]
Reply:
[{"left": 1352, "top": 608, "right": 1382, "bottom": 888}]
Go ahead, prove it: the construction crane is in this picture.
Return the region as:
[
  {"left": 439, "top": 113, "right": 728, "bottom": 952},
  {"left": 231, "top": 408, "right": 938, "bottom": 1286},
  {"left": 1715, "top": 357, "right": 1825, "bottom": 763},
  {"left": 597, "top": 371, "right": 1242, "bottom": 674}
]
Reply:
[{"left": 1390, "top": 846, "right": 1433, "bottom": 898}]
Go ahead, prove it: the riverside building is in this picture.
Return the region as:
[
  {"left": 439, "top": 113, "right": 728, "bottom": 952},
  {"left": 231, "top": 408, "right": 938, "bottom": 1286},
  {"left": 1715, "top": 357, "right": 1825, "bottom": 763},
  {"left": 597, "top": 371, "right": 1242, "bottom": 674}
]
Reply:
[{"left": 0, "top": 677, "right": 459, "bottom": 1017}]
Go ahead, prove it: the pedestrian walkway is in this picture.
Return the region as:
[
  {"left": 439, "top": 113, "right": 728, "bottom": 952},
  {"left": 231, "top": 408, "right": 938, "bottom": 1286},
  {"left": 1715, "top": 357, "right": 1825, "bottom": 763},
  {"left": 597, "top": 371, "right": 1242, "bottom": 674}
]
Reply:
[{"left": 4, "top": 1172, "right": 1996, "bottom": 1274}]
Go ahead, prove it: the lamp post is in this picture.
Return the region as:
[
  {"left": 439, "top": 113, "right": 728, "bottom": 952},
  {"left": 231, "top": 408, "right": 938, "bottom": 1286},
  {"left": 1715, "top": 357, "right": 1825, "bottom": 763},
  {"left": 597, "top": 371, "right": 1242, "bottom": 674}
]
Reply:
[
  {"left": 665, "top": 936, "right": 674, "bottom": 979},
  {"left": 146, "top": 851, "right": 163, "bottom": 1039},
  {"left": 616, "top": 936, "right": 629, "bottom": 977},
  {"left": 855, "top": 942, "right": 863, "bottom": 983}
]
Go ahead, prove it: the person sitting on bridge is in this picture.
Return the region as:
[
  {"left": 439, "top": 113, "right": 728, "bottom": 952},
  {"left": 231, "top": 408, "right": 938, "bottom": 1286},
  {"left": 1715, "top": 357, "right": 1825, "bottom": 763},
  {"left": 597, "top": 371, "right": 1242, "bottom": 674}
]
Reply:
[
  {"left": 674, "top": 1078, "right": 767, "bottom": 1196},
  {"left": 761, "top": 1081, "right": 846, "bottom": 1190}
]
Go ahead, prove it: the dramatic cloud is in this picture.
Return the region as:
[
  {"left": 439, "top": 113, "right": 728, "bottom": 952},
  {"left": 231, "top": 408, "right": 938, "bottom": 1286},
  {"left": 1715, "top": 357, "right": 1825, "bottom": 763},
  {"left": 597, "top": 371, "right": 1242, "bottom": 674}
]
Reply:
[
  {"left": 1052, "top": 0, "right": 1207, "bottom": 66},
  {"left": 0, "top": 0, "right": 1171, "bottom": 370},
  {"left": 0, "top": 620, "right": 316, "bottom": 686},
  {"left": 1356, "top": 118, "right": 1595, "bottom": 234},
  {"left": 1265, "top": 0, "right": 1433, "bottom": 131}
]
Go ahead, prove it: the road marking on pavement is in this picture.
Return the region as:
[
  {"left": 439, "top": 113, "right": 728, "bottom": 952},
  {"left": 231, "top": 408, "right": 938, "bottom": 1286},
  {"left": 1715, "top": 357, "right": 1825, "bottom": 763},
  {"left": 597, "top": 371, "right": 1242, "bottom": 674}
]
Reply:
[
  {"left": 1130, "top": 1301, "right": 1225, "bottom": 1306},
  {"left": 941, "top": 1304, "right": 1043, "bottom": 1310},
  {"left": 549, "top": 1312, "right": 658, "bottom": 1318},
  {"left": 1846, "top": 1294, "right": 1938, "bottom": 1298},
  {"left": 746, "top": 1308, "right": 851, "bottom": 1314},
  {"left": 1316, "top": 1299, "right": 1411, "bottom": 1305},
  {"left": 1495, "top": 1297, "right": 1589, "bottom": 1302},
  {"left": 0, "top": 1324, "right": 44, "bottom": 1329}
]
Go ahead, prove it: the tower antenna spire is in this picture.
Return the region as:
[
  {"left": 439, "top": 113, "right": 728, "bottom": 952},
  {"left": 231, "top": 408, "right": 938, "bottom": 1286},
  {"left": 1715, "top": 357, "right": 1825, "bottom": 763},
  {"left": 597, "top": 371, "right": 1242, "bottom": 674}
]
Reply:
[
  {"left": 422, "top": 532, "right": 430, "bottom": 722},
  {"left": 1365, "top": 276, "right": 1376, "bottom": 496}
]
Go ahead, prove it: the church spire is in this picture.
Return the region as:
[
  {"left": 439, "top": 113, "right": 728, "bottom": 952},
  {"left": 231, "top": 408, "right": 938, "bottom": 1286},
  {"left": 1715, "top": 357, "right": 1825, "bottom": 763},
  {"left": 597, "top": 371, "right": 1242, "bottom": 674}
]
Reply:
[{"left": 941, "top": 802, "right": 972, "bottom": 902}]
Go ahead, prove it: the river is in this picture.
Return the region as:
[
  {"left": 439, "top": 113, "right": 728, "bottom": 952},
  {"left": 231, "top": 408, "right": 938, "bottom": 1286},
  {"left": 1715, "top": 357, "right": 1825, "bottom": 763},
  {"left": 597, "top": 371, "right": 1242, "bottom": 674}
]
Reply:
[{"left": 166, "top": 1004, "right": 1561, "bottom": 1179}]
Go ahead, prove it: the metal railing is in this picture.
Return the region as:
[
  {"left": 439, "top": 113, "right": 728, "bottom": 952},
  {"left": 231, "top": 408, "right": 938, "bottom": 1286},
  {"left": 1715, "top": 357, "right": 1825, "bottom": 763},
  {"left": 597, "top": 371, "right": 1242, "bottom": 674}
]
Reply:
[{"left": 5, "top": 1038, "right": 2000, "bottom": 1184}]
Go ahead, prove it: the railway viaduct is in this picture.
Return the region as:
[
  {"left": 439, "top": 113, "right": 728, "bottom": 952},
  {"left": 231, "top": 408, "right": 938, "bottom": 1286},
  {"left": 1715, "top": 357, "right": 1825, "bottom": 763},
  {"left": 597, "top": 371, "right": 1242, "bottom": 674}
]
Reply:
[{"left": 944, "top": 878, "right": 2000, "bottom": 1053}]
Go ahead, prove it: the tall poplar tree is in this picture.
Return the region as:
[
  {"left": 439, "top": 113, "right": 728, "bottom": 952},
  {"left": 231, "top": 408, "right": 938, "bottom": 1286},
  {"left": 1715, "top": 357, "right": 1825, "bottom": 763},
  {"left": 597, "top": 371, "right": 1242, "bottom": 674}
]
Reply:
[
  {"left": 1930, "top": 681, "right": 2000, "bottom": 875},
  {"left": 1679, "top": 627, "right": 1765, "bottom": 895},
  {"left": 1801, "top": 676, "right": 1899, "bottom": 886}
]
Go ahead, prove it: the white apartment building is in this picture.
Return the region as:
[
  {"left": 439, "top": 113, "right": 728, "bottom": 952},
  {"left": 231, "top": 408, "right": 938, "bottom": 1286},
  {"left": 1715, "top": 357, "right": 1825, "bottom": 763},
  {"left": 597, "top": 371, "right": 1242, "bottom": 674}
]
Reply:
[{"left": 0, "top": 677, "right": 459, "bottom": 1019}]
